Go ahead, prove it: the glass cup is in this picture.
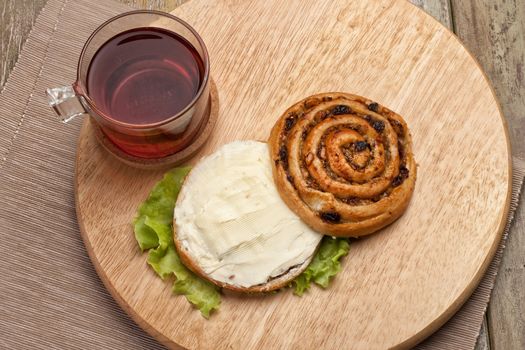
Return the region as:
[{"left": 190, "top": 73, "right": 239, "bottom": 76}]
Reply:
[{"left": 47, "top": 10, "right": 210, "bottom": 159}]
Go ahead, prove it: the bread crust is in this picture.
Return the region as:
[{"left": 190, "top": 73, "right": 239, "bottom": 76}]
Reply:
[
  {"left": 172, "top": 141, "right": 321, "bottom": 293},
  {"left": 268, "top": 92, "right": 417, "bottom": 237}
]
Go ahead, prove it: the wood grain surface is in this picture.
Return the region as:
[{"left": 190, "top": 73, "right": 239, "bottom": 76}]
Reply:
[
  {"left": 0, "top": 0, "right": 47, "bottom": 87},
  {"left": 409, "top": 0, "right": 452, "bottom": 29},
  {"left": 450, "top": 2, "right": 525, "bottom": 349},
  {"left": 74, "top": 0, "right": 511, "bottom": 349},
  {"left": 1, "top": 0, "right": 523, "bottom": 349},
  {"left": 411, "top": 3, "right": 491, "bottom": 348}
]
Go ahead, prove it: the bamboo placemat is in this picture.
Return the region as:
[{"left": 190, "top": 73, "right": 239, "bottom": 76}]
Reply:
[{"left": 0, "top": 0, "right": 523, "bottom": 348}]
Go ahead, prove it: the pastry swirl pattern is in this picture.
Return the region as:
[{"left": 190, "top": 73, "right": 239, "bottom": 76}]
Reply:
[{"left": 269, "top": 93, "right": 417, "bottom": 237}]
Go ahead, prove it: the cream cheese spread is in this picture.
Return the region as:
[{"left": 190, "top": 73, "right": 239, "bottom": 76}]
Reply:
[{"left": 174, "top": 141, "right": 323, "bottom": 287}]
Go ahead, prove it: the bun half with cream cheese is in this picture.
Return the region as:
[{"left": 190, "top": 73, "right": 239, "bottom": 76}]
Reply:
[{"left": 173, "top": 141, "right": 323, "bottom": 292}]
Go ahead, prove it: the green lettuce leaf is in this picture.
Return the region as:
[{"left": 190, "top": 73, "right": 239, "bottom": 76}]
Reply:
[
  {"left": 133, "top": 168, "right": 190, "bottom": 251},
  {"left": 171, "top": 251, "right": 222, "bottom": 319},
  {"left": 133, "top": 168, "right": 221, "bottom": 318},
  {"left": 133, "top": 216, "right": 158, "bottom": 251},
  {"left": 133, "top": 168, "right": 351, "bottom": 318},
  {"left": 292, "top": 236, "right": 350, "bottom": 296}
]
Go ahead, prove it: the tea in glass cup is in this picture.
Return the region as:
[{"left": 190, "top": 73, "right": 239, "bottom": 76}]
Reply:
[{"left": 48, "top": 11, "right": 212, "bottom": 161}]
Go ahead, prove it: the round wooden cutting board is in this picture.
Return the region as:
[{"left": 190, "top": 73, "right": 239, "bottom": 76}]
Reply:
[{"left": 75, "top": 0, "right": 511, "bottom": 349}]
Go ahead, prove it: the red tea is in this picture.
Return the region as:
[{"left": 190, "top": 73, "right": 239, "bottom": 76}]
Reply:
[{"left": 87, "top": 27, "right": 204, "bottom": 125}]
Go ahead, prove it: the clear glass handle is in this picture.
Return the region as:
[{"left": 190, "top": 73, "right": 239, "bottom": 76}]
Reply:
[{"left": 46, "top": 85, "right": 87, "bottom": 123}]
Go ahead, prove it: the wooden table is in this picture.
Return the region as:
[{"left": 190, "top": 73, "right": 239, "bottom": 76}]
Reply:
[{"left": 1, "top": 0, "right": 523, "bottom": 349}]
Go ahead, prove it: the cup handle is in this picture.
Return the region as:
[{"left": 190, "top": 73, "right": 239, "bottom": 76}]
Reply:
[{"left": 46, "top": 85, "right": 88, "bottom": 123}]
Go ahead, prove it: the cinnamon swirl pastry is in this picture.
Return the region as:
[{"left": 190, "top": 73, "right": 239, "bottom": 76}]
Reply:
[{"left": 269, "top": 93, "right": 417, "bottom": 237}]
